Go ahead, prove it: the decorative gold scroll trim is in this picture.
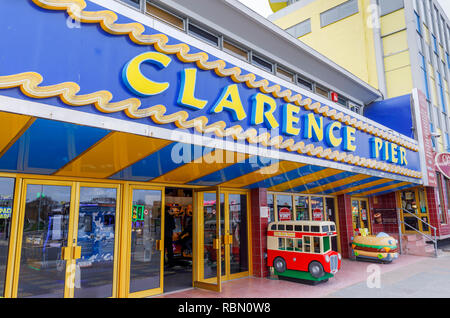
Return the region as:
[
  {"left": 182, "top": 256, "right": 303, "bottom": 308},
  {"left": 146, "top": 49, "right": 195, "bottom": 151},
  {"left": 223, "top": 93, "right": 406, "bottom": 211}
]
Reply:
[
  {"left": 0, "top": 71, "right": 422, "bottom": 179},
  {"left": 30, "top": 0, "right": 419, "bottom": 153}
]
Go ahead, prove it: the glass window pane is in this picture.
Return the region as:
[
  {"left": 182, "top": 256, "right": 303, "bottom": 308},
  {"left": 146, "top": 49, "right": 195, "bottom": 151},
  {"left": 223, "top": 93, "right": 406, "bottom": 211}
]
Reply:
[
  {"left": 18, "top": 184, "right": 71, "bottom": 298},
  {"left": 295, "top": 196, "right": 309, "bottom": 220},
  {"left": 267, "top": 194, "right": 275, "bottom": 223},
  {"left": 320, "top": 0, "right": 359, "bottom": 27},
  {"left": 74, "top": 187, "right": 117, "bottom": 298},
  {"left": 252, "top": 55, "right": 273, "bottom": 73},
  {"left": 228, "top": 194, "right": 248, "bottom": 275},
  {"left": 277, "top": 195, "right": 293, "bottom": 221},
  {"left": 286, "top": 19, "right": 311, "bottom": 38},
  {"left": 120, "top": 0, "right": 140, "bottom": 9},
  {"left": 188, "top": 23, "right": 219, "bottom": 47},
  {"left": 0, "top": 178, "right": 15, "bottom": 297},
  {"left": 129, "top": 189, "right": 162, "bottom": 294},
  {"left": 311, "top": 196, "right": 325, "bottom": 221},
  {"left": 379, "top": 0, "right": 404, "bottom": 16}
]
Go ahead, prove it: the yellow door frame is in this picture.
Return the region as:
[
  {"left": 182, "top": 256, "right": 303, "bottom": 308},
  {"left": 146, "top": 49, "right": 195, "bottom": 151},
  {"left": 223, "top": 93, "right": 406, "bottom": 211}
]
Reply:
[
  {"left": 120, "top": 184, "right": 165, "bottom": 298},
  {"left": 398, "top": 187, "right": 431, "bottom": 235},
  {"left": 351, "top": 197, "right": 371, "bottom": 234},
  {"left": 0, "top": 172, "right": 253, "bottom": 298}
]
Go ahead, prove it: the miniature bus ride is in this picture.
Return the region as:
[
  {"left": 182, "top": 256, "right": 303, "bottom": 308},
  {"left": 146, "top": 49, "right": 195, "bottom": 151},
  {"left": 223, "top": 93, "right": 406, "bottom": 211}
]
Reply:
[{"left": 267, "top": 220, "right": 342, "bottom": 282}]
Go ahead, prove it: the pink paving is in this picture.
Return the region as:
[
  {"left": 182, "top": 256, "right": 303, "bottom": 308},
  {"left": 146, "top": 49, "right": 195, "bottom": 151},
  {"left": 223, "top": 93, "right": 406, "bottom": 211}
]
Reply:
[{"left": 157, "top": 255, "right": 427, "bottom": 298}]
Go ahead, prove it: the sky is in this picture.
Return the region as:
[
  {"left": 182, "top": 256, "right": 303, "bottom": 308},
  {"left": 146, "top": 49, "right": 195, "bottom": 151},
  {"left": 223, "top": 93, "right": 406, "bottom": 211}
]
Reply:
[{"left": 237, "top": 0, "right": 450, "bottom": 19}]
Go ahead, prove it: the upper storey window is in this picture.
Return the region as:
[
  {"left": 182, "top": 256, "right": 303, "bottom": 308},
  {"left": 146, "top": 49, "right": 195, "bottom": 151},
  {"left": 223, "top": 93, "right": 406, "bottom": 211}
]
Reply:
[{"left": 320, "top": 0, "right": 359, "bottom": 28}]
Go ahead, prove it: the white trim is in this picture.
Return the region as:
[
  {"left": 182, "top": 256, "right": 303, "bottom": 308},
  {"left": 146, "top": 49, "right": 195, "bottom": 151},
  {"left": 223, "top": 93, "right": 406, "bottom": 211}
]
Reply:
[
  {"left": 89, "top": 0, "right": 417, "bottom": 145},
  {"left": 0, "top": 95, "right": 421, "bottom": 184}
]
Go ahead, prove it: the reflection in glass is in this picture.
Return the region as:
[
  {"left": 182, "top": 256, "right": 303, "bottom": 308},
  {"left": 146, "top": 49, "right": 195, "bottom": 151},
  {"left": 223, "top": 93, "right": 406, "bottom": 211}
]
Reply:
[
  {"left": 203, "top": 192, "right": 224, "bottom": 279},
  {"left": 277, "top": 195, "right": 293, "bottom": 221},
  {"left": 351, "top": 200, "right": 360, "bottom": 232},
  {"left": 360, "top": 200, "right": 369, "bottom": 228},
  {"left": 74, "top": 187, "right": 117, "bottom": 298},
  {"left": 295, "top": 196, "right": 309, "bottom": 220},
  {"left": 310, "top": 197, "right": 324, "bottom": 221},
  {"left": 267, "top": 194, "right": 274, "bottom": 222},
  {"left": 129, "top": 189, "right": 162, "bottom": 294},
  {"left": 0, "top": 178, "right": 15, "bottom": 297},
  {"left": 228, "top": 194, "right": 248, "bottom": 275},
  {"left": 18, "top": 184, "right": 71, "bottom": 298}
]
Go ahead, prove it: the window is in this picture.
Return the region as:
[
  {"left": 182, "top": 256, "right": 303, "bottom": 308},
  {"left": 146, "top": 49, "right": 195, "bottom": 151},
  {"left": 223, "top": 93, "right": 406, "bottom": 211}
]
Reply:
[
  {"left": 323, "top": 236, "right": 331, "bottom": 253},
  {"left": 286, "top": 225, "right": 293, "bottom": 231},
  {"left": 286, "top": 19, "right": 311, "bottom": 38},
  {"left": 337, "top": 95, "right": 348, "bottom": 107},
  {"left": 267, "top": 194, "right": 275, "bottom": 223},
  {"left": 320, "top": 0, "right": 359, "bottom": 28},
  {"left": 223, "top": 39, "right": 248, "bottom": 60},
  {"left": 0, "top": 177, "right": 15, "bottom": 297},
  {"left": 188, "top": 23, "right": 219, "bottom": 47},
  {"left": 277, "top": 224, "right": 285, "bottom": 231},
  {"left": 303, "top": 236, "right": 311, "bottom": 253},
  {"left": 313, "top": 237, "right": 321, "bottom": 253},
  {"left": 270, "top": 224, "right": 277, "bottom": 231},
  {"left": 297, "top": 76, "right": 313, "bottom": 91},
  {"left": 322, "top": 225, "right": 329, "bottom": 232},
  {"left": 303, "top": 225, "right": 310, "bottom": 232},
  {"left": 251, "top": 54, "right": 273, "bottom": 73},
  {"left": 277, "top": 194, "right": 293, "bottom": 221},
  {"left": 146, "top": 2, "right": 184, "bottom": 30},
  {"left": 420, "top": 53, "right": 430, "bottom": 99},
  {"left": 295, "top": 238, "right": 303, "bottom": 251},
  {"left": 278, "top": 238, "right": 286, "bottom": 250},
  {"left": 415, "top": 11, "right": 421, "bottom": 34},
  {"left": 294, "top": 225, "right": 302, "bottom": 232},
  {"left": 120, "top": 0, "right": 140, "bottom": 9},
  {"left": 443, "top": 178, "right": 450, "bottom": 224},
  {"left": 276, "top": 66, "right": 294, "bottom": 83},
  {"left": 432, "top": 34, "right": 438, "bottom": 54},
  {"left": 295, "top": 195, "right": 309, "bottom": 220},
  {"left": 379, "top": 0, "right": 404, "bottom": 16},
  {"left": 315, "top": 85, "right": 329, "bottom": 99},
  {"left": 437, "top": 72, "right": 446, "bottom": 113},
  {"left": 436, "top": 172, "right": 447, "bottom": 224},
  {"left": 286, "top": 239, "right": 294, "bottom": 250},
  {"left": 311, "top": 226, "right": 320, "bottom": 233}
]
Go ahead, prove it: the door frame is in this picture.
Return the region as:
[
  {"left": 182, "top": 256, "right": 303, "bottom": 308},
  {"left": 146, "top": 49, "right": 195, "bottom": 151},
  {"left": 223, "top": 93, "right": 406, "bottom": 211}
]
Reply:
[
  {"left": 0, "top": 172, "right": 252, "bottom": 298},
  {"left": 398, "top": 187, "right": 431, "bottom": 235},
  {"left": 120, "top": 184, "right": 165, "bottom": 298},
  {"left": 350, "top": 197, "right": 371, "bottom": 234}
]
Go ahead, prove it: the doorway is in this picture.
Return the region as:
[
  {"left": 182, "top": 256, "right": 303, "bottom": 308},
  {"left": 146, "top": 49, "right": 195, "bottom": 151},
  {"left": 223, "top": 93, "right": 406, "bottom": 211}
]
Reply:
[
  {"left": 399, "top": 188, "right": 430, "bottom": 234},
  {"left": 351, "top": 198, "right": 370, "bottom": 236},
  {"left": 163, "top": 187, "right": 193, "bottom": 293}
]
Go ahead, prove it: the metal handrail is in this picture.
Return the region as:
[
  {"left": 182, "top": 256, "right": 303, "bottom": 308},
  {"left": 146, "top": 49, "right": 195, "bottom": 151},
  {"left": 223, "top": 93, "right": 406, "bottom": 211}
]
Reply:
[{"left": 398, "top": 208, "right": 438, "bottom": 258}]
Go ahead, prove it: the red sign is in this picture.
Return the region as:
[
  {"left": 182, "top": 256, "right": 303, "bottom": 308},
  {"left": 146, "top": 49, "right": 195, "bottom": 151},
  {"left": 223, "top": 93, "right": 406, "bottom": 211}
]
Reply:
[
  {"left": 436, "top": 153, "right": 450, "bottom": 179},
  {"left": 331, "top": 92, "right": 338, "bottom": 102},
  {"left": 313, "top": 208, "right": 323, "bottom": 221},
  {"left": 279, "top": 207, "right": 291, "bottom": 221},
  {"left": 415, "top": 89, "right": 437, "bottom": 187}
]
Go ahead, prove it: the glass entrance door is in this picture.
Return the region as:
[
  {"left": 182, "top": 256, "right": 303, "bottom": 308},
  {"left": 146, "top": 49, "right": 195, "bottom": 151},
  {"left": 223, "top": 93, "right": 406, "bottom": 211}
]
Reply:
[
  {"left": 351, "top": 198, "right": 370, "bottom": 236},
  {"left": 125, "top": 186, "right": 164, "bottom": 298},
  {"left": 15, "top": 180, "right": 74, "bottom": 298},
  {"left": 193, "top": 186, "right": 222, "bottom": 292},
  {"left": 13, "top": 180, "right": 120, "bottom": 298},
  {"left": 400, "top": 189, "right": 430, "bottom": 234}
]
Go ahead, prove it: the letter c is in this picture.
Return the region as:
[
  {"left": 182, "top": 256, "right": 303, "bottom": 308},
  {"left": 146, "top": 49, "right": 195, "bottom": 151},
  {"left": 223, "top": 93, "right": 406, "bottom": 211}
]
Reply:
[{"left": 122, "top": 52, "right": 171, "bottom": 97}]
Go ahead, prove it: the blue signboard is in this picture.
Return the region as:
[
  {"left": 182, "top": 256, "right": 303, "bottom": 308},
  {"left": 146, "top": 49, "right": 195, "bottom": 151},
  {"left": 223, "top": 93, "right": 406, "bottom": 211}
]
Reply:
[{"left": 0, "top": 0, "right": 421, "bottom": 180}]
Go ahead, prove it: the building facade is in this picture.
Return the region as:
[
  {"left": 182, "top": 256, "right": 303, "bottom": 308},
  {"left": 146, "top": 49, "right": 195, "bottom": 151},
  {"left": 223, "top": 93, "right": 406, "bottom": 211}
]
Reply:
[
  {"left": 269, "top": 0, "right": 450, "bottom": 242},
  {"left": 0, "top": 0, "right": 427, "bottom": 298}
]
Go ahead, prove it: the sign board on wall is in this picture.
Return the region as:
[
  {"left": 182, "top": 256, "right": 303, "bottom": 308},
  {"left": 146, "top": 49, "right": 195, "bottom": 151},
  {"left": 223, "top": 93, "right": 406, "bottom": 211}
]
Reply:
[
  {"left": 0, "top": 0, "right": 422, "bottom": 182},
  {"left": 436, "top": 152, "right": 450, "bottom": 179},
  {"left": 411, "top": 88, "right": 437, "bottom": 187}
]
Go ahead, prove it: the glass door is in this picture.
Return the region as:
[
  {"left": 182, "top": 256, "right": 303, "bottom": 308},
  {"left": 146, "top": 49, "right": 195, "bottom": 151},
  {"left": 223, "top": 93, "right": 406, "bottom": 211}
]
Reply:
[
  {"left": 14, "top": 180, "right": 75, "bottom": 298},
  {"left": 351, "top": 198, "right": 370, "bottom": 236},
  {"left": 193, "top": 186, "right": 222, "bottom": 292},
  {"left": 72, "top": 183, "right": 120, "bottom": 298},
  {"left": 126, "top": 186, "right": 164, "bottom": 297},
  {"left": 400, "top": 189, "right": 430, "bottom": 234}
]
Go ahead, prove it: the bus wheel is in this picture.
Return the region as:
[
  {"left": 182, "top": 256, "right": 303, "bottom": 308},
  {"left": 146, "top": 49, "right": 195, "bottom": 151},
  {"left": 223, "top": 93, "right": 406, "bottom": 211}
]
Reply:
[
  {"left": 273, "top": 257, "right": 286, "bottom": 273},
  {"left": 308, "top": 261, "right": 325, "bottom": 278}
]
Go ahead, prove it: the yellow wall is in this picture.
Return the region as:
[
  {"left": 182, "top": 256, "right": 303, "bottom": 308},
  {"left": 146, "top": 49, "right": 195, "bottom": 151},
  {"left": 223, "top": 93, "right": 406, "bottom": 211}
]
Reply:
[
  {"left": 272, "top": 1, "right": 415, "bottom": 99},
  {"left": 272, "top": 0, "right": 379, "bottom": 90}
]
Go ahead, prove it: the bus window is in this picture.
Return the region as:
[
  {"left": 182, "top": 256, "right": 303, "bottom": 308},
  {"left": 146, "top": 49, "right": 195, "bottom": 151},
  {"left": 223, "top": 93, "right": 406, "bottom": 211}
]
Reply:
[
  {"left": 286, "top": 225, "right": 293, "bottom": 231},
  {"left": 323, "top": 236, "right": 331, "bottom": 253},
  {"left": 330, "top": 224, "right": 336, "bottom": 232},
  {"left": 303, "top": 225, "right": 310, "bottom": 232},
  {"left": 286, "top": 239, "right": 294, "bottom": 251},
  {"left": 294, "top": 225, "right": 302, "bottom": 232},
  {"left": 295, "top": 239, "right": 302, "bottom": 251},
  {"left": 313, "top": 237, "right": 321, "bottom": 253},
  {"left": 278, "top": 238, "right": 285, "bottom": 250},
  {"left": 311, "top": 226, "right": 320, "bottom": 233},
  {"left": 322, "top": 225, "right": 329, "bottom": 233},
  {"left": 277, "top": 224, "right": 285, "bottom": 231},
  {"left": 303, "top": 236, "right": 311, "bottom": 252},
  {"left": 270, "top": 224, "right": 277, "bottom": 231}
]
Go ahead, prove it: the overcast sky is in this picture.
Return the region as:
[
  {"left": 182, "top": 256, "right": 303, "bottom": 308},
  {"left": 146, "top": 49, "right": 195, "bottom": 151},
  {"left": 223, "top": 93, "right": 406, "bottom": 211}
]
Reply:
[{"left": 237, "top": 0, "right": 450, "bottom": 19}]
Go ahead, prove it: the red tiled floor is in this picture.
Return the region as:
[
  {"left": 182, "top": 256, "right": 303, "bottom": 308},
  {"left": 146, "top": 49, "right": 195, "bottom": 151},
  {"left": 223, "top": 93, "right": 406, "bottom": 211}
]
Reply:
[{"left": 156, "top": 255, "right": 427, "bottom": 298}]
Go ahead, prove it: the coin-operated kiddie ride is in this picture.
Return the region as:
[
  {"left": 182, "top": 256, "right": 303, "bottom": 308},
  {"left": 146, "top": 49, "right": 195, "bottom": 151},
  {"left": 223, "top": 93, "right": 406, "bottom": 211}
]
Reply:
[
  {"left": 267, "top": 220, "right": 342, "bottom": 285},
  {"left": 351, "top": 232, "right": 399, "bottom": 263}
]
